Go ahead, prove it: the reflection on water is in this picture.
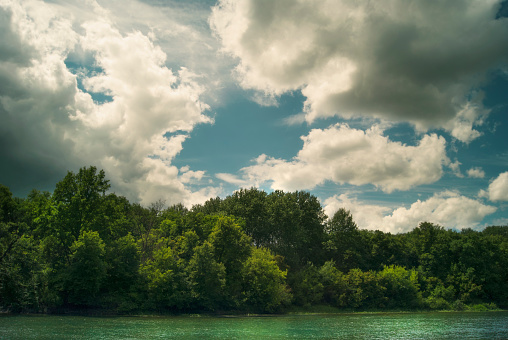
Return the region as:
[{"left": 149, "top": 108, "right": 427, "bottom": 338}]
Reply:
[{"left": 1, "top": 311, "right": 507, "bottom": 339}]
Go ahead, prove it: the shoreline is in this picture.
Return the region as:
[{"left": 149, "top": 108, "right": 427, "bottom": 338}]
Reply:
[{"left": 2, "top": 306, "right": 506, "bottom": 318}]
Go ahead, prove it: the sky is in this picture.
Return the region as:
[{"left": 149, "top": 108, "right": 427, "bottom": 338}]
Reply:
[{"left": 1, "top": 0, "right": 507, "bottom": 233}]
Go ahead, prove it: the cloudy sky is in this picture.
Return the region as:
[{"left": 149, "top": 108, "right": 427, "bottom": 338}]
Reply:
[{"left": 1, "top": 0, "right": 507, "bottom": 233}]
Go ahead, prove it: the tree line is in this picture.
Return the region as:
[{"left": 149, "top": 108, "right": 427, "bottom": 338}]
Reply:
[{"left": 1, "top": 166, "right": 507, "bottom": 313}]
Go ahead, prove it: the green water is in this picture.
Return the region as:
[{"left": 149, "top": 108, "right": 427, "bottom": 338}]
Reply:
[{"left": 1, "top": 311, "right": 507, "bottom": 339}]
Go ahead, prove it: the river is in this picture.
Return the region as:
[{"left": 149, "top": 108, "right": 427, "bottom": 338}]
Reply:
[{"left": 1, "top": 311, "right": 507, "bottom": 339}]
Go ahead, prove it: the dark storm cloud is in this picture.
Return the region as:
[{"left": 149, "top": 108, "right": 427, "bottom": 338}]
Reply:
[{"left": 211, "top": 0, "right": 508, "bottom": 142}]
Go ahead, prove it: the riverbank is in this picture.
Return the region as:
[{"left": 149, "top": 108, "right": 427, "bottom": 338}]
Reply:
[
  {"left": 2, "top": 302, "right": 504, "bottom": 318},
  {"left": 285, "top": 302, "right": 503, "bottom": 314}
]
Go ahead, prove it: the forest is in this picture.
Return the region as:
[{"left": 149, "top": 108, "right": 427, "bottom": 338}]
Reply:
[{"left": 1, "top": 166, "right": 507, "bottom": 314}]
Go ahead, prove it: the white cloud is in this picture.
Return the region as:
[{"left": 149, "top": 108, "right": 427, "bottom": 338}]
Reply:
[
  {"left": 491, "top": 217, "right": 508, "bottom": 226},
  {"left": 216, "top": 173, "right": 248, "bottom": 186},
  {"left": 443, "top": 101, "right": 487, "bottom": 143},
  {"left": 57, "top": 0, "right": 234, "bottom": 104},
  {"left": 0, "top": 0, "right": 219, "bottom": 207},
  {"left": 180, "top": 168, "right": 205, "bottom": 185},
  {"left": 323, "top": 194, "right": 391, "bottom": 231},
  {"left": 486, "top": 171, "right": 508, "bottom": 201},
  {"left": 449, "top": 160, "right": 464, "bottom": 178},
  {"left": 237, "top": 124, "right": 448, "bottom": 192},
  {"left": 384, "top": 191, "right": 497, "bottom": 233},
  {"left": 210, "top": 0, "right": 508, "bottom": 142},
  {"left": 324, "top": 191, "right": 497, "bottom": 233},
  {"left": 467, "top": 167, "right": 486, "bottom": 178}
]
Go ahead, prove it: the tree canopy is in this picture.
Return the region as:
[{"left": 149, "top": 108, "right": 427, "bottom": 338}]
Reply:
[{"left": 0, "top": 166, "right": 506, "bottom": 314}]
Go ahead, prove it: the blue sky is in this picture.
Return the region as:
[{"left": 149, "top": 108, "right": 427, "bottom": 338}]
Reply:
[{"left": 0, "top": 0, "right": 507, "bottom": 233}]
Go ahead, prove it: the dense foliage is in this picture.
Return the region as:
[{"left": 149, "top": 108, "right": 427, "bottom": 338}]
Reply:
[{"left": 1, "top": 167, "right": 507, "bottom": 313}]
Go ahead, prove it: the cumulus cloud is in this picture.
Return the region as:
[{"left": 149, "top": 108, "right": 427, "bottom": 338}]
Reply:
[
  {"left": 323, "top": 194, "right": 391, "bottom": 231},
  {"left": 233, "top": 124, "right": 448, "bottom": 192},
  {"left": 0, "top": 0, "right": 81, "bottom": 192},
  {"left": 324, "top": 191, "right": 497, "bottom": 233},
  {"left": 210, "top": 0, "right": 508, "bottom": 142},
  {"left": 467, "top": 167, "right": 486, "bottom": 178},
  {"left": 485, "top": 171, "right": 508, "bottom": 201},
  {"left": 0, "top": 0, "right": 219, "bottom": 206}
]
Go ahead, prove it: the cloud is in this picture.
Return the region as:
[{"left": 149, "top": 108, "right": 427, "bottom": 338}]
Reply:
[
  {"left": 234, "top": 124, "right": 448, "bottom": 192},
  {"left": 323, "top": 194, "right": 391, "bottom": 231},
  {"left": 0, "top": 0, "right": 219, "bottom": 207},
  {"left": 486, "top": 171, "right": 508, "bottom": 201},
  {"left": 324, "top": 191, "right": 497, "bottom": 233},
  {"left": 216, "top": 173, "right": 248, "bottom": 186},
  {"left": 0, "top": 1, "right": 82, "bottom": 192},
  {"left": 210, "top": 0, "right": 508, "bottom": 142},
  {"left": 449, "top": 160, "right": 464, "bottom": 178},
  {"left": 54, "top": 0, "right": 234, "bottom": 103},
  {"left": 384, "top": 191, "right": 497, "bottom": 232},
  {"left": 467, "top": 167, "right": 486, "bottom": 178}
]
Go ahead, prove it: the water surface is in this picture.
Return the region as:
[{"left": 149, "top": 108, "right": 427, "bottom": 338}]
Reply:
[{"left": 1, "top": 311, "right": 507, "bottom": 339}]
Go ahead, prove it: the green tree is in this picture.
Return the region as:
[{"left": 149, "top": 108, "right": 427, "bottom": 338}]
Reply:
[
  {"left": 52, "top": 166, "right": 110, "bottom": 240},
  {"left": 104, "top": 233, "right": 140, "bottom": 309},
  {"left": 208, "top": 216, "right": 252, "bottom": 306},
  {"left": 266, "top": 191, "right": 327, "bottom": 269},
  {"left": 99, "top": 194, "right": 134, "bottom": 242},
  {"left": 187, "top": 241, "right": 226, "bottom": 310},
  {"left": 365, "top": 230, "right": 408, "bottom": 271},
  {"left": 159, "top": 203, "right": 189, "bottom": 238},
  {"left": 325, "top": 208, "right": 365, "bottom": 272},
  {"left": 64, "top": 230, "right": 107, "bottom": 306},
  {"left": 0, "top": 184, "right": 19, "bottom": 223},
  {"left": 0, "top": 185, "right": 26, "bottom": 265},
  {"left": 405, "top": 222, "right": 454, "bottom": 279},
  {"left": 378, "top": 265, "right": 422, "bottom": 308},
  {"left": 191, "top": 196, "right": 223, "bottom": 215},
  {"left": 0, "top": 232, "right": 42, "bottom": 312},
  {"left": 424, "top": 277, "right": 455, "bottom": 309},
  {"left": 241, "top": 248, "right": 291, "bottom": 313},
  {"left": 481, "top": 226, "right": 508, "bottom": 306},
  {"left": 0, "top": 185, "right": 43, "bottom": 312},
  {"left": 130, "top": 201, "right": 167, "bottom": 261},
  {"left": 318, "top": 261, "right": 348, "bottom": 307},
  {"left": 289, "top": 263, "right": 324, "bottom": 307},
  {"left": 173, "top": 230, "right": 201, "bottom": 261},
  {"left": 139, "top": 243, "right": 189, "bottom": 310},
  {"left": 198, "top": 189, "right": 328, "bottom": 269},
  {"left": 344, "top": 269, "right": 386, "bottom": 309},
  {"left": 447, "top": 265, "right": 483, "bottom": 304},
  {"left": 221, "top": 188, "right": 270, "bottom": 246},
  {"left": 23, "top": 189, "right": 53, "bottom": 240}
]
